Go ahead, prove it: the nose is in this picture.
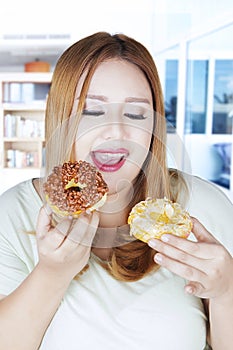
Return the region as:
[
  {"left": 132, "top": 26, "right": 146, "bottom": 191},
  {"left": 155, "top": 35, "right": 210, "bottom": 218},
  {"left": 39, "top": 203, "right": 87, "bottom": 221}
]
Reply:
[
  {"left": 102, "top": 104, "right": 128, "bottom": 140},
  {"left": 103, "top": 120, "right": 124, "bottom": 140}
]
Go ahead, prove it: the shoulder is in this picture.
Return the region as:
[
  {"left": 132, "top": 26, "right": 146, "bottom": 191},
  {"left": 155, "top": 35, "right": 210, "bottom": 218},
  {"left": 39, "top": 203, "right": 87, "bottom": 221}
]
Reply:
[
  {"left": 0, "top": 179, "right": 38, "bottom": 204},
  {"left": 0, "top": 179, "right": 42, "bottom": 227},
  {"left": 170, "top": 168, "right": 232, "bottom": 207},
  {"left": 182, "top": 172, "right": 233, "bottom": 253},
  {"left": 183, "top": 172, "right": 232, "bottom": 212}
]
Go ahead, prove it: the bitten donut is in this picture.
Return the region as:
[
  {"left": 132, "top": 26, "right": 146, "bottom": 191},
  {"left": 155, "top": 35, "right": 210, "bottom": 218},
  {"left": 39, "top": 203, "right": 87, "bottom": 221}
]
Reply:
[
  {"left": 43, "top": 160, "right": 108, "bottom": 218},
  {"left": 128, "top": 197, "right": 192, "bottom": 242}
]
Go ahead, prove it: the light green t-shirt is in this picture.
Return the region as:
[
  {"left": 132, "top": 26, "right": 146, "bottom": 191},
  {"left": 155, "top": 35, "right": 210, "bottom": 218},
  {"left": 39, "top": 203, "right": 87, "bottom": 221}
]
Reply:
[{"left": 0, "top": 175, "right": 232, "bottom": 349}]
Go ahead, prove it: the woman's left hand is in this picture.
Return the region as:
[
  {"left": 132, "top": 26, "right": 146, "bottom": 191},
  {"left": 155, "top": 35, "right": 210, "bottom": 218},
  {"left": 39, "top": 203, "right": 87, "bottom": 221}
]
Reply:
[{"left": 148, "top": 217, "right": 233, "bottom": 300}]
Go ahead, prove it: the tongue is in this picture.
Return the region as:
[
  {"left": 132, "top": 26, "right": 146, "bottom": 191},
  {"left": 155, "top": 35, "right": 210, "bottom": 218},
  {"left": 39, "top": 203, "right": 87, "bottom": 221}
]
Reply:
[{"left": 94, "top": 153, "right": 123, "bottom": 165}]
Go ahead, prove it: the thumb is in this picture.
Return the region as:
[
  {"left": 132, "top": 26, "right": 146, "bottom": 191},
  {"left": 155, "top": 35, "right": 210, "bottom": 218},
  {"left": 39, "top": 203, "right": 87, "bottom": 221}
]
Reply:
[
  {"left": 67, "top": 211, "right": 99, "bottom": 246},
  {"left": 80, "top": 211, "right": 100, "bottom": 247},
  {"left": 185, "top": 282, "right": 207, "bottom": 298},
  {"left": 191, "top": 217, "right": 218, "bottom": 244},
  {"left": 36, "top": 205, "right": 52, "bottom": 238}
]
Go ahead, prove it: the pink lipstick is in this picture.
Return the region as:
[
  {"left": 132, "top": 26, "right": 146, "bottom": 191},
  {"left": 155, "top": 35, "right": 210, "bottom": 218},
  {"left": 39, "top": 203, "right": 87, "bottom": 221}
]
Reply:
[{"left": 91, "top": 148, "right": 129, "bottom": 172}]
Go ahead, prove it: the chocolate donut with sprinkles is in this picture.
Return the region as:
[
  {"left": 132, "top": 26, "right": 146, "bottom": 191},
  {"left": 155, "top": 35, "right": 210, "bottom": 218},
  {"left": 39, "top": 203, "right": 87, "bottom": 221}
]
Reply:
[{"left": 43, "top": 160, "right": 108, "bottom": 218}]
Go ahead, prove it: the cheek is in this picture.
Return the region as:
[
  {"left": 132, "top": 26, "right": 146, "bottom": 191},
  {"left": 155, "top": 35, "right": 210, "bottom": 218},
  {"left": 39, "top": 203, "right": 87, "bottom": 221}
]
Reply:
[
  {"left": 76, "top": 118, "right": 97, "bottom": 140},
  {"left": 74, "top": 119, "right": 100, "bottom": 160},
  {"left": 129, "top": 126, "right": 152, "bottom": 151},
  {"left": 73, "top": 132, "right": 93, "bottom": 160},
  {"left": 128, "top": 128, "right": 152, "bottom": 171}
]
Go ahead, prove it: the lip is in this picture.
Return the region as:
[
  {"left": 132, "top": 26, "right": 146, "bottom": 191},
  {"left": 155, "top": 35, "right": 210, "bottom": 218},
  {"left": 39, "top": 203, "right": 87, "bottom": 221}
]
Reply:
[{"left": 91, "top": 148, "right": 129, "bottom": 172}]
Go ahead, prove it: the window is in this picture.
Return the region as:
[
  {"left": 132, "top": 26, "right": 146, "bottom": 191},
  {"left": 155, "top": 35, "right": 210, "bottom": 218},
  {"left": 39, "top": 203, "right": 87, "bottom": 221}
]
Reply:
[
  {"left": 165, "top": 60, "right": 178, "bottom": 132},
  {"left": 213, "top": 59, "right": 233, "bottom": 134},
  {"left": 185, "top": 60, "right": 208, "bottom": 134}
]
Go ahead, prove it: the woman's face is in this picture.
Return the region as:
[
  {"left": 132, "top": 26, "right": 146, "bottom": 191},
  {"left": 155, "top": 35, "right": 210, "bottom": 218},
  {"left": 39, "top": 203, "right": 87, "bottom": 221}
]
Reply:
[{"left": 72, "top": 59, "right": 154, "bottom": 195}]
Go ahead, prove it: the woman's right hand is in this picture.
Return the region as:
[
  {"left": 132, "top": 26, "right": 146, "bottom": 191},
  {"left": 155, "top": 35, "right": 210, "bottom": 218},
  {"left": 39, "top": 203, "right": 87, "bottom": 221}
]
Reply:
[{"left": 36, "top": 205, "right": 99, "bottom": 281}]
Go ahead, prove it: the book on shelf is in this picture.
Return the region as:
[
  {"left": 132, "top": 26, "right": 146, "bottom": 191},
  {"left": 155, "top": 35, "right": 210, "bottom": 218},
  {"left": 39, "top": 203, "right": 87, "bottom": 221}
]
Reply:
[
  {"left": 6, "top": 149, "right": 39, "bottom": 168},
  {"left": 4, "top": 114, "right": 45, "bottom": 138},
  {"left": 3, "top": 82, "right": 50, "bottom": 103}
]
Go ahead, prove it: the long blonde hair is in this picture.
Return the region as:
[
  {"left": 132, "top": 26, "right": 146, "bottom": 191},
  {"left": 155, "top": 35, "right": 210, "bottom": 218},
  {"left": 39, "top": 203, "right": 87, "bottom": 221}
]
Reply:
[{"left": 45, "top": 32, "right": 186, "bottom": 281}]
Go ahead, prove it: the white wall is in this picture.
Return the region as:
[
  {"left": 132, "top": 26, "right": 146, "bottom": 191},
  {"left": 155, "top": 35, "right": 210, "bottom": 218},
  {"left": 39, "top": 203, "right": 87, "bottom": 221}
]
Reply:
[
  {"left": 0, "top": 0, "right": 156, "bottom": 71},
  {"left": 151, "top": 0, "right": 233, "bottom": 52},
  {"left": 1, "top": 0, "right": 233, "bottom": 70}
]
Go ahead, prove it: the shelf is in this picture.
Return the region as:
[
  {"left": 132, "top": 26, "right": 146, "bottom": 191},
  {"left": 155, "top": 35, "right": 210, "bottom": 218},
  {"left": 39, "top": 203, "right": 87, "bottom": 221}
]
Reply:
[
  {"left": 0, "top": 73, "right": 50, "bottom": 176},
  {"left": 4, "top": 137, "right": 45, "bottom": 142},
  {"left": 2, "top": 166, "right": 43, "bottom": 172},
  {"left": 2, "top": 102, "right": 46, "bottom": 111},
  {"left": 0, "top": 72, "right": 53, "bottom": 83}
]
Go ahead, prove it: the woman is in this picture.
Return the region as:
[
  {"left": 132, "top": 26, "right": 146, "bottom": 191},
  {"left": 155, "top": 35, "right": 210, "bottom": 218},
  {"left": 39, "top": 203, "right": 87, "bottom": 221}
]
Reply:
[{"left": 0, "top": 32, "right": 232, "bottom": 350}]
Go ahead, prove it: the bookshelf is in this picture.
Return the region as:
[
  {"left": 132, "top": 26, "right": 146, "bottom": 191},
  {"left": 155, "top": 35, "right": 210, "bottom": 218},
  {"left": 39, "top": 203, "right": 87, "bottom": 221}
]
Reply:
[{"left": 0, "top": 72, "right": 52, "bottom": 193}]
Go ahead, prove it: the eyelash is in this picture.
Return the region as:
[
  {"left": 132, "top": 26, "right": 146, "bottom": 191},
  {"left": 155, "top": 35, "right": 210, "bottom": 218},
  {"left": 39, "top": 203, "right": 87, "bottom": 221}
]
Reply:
[
  {"left": 124, "top": 113, "right": 146, "bottom": 120},
  {"left": 82, "top": 109, "right": 104, "bottom": 117},
  {"left": 82, "top": 110, "right": 146, "bottom": 120}
]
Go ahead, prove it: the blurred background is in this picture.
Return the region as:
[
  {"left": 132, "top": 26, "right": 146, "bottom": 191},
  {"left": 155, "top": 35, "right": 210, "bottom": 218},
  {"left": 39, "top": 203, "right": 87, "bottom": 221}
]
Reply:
[{"left": 0, "top": 0, "right": 232, "bottom": 200}]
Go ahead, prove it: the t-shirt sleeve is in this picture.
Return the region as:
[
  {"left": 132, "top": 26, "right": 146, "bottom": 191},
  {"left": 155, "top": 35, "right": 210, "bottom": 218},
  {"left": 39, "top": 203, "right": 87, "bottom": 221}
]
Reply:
[
  {"left": 0, "top": 184, "right": 38, "bottom": 296},
  {"left": 186, "top": 175, "right": 233, "bottom": 255},
  {"left": 0, "top": 231, "right": 29, "bottom": 296}
]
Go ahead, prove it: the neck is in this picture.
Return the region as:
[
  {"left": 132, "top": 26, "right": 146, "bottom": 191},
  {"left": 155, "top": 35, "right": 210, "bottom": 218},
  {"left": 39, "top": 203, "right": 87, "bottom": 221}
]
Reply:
[
  {"left": 98, "top": 183, "right": 133, "bottom": 227},
  {"left": 91, "top": 185, "right": 134, "bottom": 261}
]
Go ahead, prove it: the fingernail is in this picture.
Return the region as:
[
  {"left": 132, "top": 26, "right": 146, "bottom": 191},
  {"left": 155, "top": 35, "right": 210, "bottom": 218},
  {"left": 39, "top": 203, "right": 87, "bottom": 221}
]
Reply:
[
  {"left": 185, "top": 286, "right": 195, "bottom": 295},
  {"left": 161, "top": 234, "right": 169, "bottom": 242},
  {"left": 154, "top": 253, "right": 162, "bottom": 263},
  {"left": 148, "top": 239, "right": 157, "bottom": 249},
  {"left": 44, "top": 203, "right": 52, "bottom": 215}
]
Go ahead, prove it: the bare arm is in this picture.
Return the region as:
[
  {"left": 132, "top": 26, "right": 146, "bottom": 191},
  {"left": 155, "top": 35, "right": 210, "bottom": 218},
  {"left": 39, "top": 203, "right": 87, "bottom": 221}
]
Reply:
[
  {"left": 0, "top": 264, "right": 71, "bottom": 349},
  {"left": 0, "top": 207, "right": 98, "bottom": 350},
  {"left": 208, "top": 288, "right": 233, "bottom": 349}
]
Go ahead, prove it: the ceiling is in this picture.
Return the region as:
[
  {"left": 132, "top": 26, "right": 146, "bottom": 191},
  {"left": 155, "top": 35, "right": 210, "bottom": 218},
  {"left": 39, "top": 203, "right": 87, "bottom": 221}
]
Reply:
[
  {"left": 0, "top": 49, "right": 63, "bottom": 68},
  {"left": 0, "top": 34, "right": 71, "bottom": 68},
  {"left": 1, "top": 0, "right": 232, "bottom": 69},
  {"left": 0, "top": 0, "right": 155, "bottom": 70}
]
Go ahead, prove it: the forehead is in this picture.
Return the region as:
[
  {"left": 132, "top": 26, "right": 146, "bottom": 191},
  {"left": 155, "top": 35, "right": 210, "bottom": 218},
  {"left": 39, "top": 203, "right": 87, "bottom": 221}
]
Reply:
[{"left": 75, "top": 59, "right": 153, "bottom": 104}]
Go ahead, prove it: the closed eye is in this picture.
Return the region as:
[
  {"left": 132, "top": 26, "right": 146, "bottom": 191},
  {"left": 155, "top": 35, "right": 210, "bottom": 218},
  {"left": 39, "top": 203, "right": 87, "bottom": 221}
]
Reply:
[
  {"left": 82, "top": 109, "right": 105, "bottom": 117},
  {"left": 124, "top": 113, "right": 146, "bottom": 120}
]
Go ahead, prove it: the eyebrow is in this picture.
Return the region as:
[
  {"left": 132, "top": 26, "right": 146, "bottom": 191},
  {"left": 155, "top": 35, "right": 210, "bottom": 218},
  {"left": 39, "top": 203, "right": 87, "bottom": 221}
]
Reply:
[
  {"left": 85, "top": 94, "right": 151, "bottom": 104},
  {"left": 85, "top": 94, "right": 108, "bottom": 102},
  {"left": 125, "top": 97, "right": 151, "bottom": 104}
]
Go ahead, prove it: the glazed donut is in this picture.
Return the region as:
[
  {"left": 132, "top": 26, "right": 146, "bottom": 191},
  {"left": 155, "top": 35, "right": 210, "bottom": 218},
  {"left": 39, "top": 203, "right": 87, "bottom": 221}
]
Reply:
[
  {"left": 43, "top": 160, "right": 108, "bottom": 218},
  {"left": 128, "top": 197, "right": 192, "bottom": 242}
]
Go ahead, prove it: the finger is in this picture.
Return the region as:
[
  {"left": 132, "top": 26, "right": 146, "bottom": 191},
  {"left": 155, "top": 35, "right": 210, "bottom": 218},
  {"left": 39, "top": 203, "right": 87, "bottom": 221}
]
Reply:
[
  {"left": 44, "top": 203, "right": 53, "bottom": 216},
  {"left": 185, "top": 282, "right": 208, "bottom": 298},
  {"left": 38, "top": 218, "right": 73, "bottom": 251},
  {"left": 154, "top": 252, "right": 207, "bottom": 283},
  {"left": 67, "top": 213, "right": 93, "bottom": 244},
  {"left": 36, "top": 206, "right": 52, "bottom": 238},
  {"left": 191, "top": 217, "right": 219, "bottom": 244},
  {"left": 60, "top": 212, "right": 97, "bottom": 253},
  {"left": 150, "top": 233, "right": 220, "bottom": 260},
  {"left": 46, "top": 216, "right": 74, "bottom": 248},
  {"left": 149, "top": 238, "right": 210, "bottom": 271},
  {"left": 56, "top": 214, "right": 95, "bottom": 258},
  {"left": 55, "top": 217, "right": 74, "bottom": 237},
  {"left": 80, "top": 211, "right": 99, "bottom": 247}
]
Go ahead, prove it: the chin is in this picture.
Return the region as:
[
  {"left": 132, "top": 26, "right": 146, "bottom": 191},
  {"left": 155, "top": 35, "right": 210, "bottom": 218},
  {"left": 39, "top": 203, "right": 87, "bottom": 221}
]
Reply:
[{"left": 103, "top": 170, "right": 138, "bottom": 196}]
